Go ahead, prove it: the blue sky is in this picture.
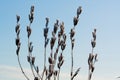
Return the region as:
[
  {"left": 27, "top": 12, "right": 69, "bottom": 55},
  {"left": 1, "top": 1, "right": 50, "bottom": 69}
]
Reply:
[{"left": 0, "top": 0, "right": 120, "bottom": 80}]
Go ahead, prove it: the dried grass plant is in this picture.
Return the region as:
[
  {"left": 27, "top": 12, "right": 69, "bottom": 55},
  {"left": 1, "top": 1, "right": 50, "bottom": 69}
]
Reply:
[{"left": 15, "top": 5, "right": 98, "bottom": 80}]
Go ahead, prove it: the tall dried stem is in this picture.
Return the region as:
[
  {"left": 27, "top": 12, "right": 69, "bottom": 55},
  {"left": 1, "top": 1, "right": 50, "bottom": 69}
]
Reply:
[
  {"left": 70, "top": 6, "right": 82, "bottom": 80},
  {"left": 15, "top": 15, "right": 30, "bottom": 80},
  {"left": 88, "top": 29, "right": 98, "bottom": 80}
]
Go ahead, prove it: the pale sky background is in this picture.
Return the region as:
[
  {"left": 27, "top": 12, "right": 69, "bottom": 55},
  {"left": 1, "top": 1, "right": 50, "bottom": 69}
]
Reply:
[{"left": 0, "top": 0, "right": 120, "bottom": 80}]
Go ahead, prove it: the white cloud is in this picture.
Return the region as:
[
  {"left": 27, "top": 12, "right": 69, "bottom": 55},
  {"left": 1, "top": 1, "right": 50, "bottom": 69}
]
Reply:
[
  {"left": 0, "top": 65, "right": 114, "bottom": 80},
  {"left": 0, "top": 65, "right": 32, "bottom": 80}
]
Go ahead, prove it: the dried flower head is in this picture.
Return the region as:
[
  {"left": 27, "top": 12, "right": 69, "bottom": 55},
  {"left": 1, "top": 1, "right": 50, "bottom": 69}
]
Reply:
[
  {"left": 44, "top": 27, "right": 49, "bottom": 39},
  {"left": 50, "top": 36, "right": 56, "bottom": 50},
  {"left": 48, "top": 57, "right": 53, "bottom": 64},
  {"left": 70, "top": 28, "right": 75, "bottom": 39},
  {"left": 92, "top": 28, "right": 97, "bottom": 41},
  {"left": 60, "top": 22, "right": 64, "bottom": 35},
  {"left": 77, "top": 6, "right": 82, "bottom": 18},
  {"left": 27, "top": 26, "right": 32, "bottom": 38},
  {"left": 29, "top": 5, "right": 34, "bottom": 23},
  {"left": 16, "top": 38, "right": 20, "bottom": 46},
  {"left": 16, "top": 15, "right": 20, "bottom": 23},
  {"left": 53, "top": 20, "right": 59, "bottom": 34},
  {"left": 32, "top": 57, "right": 35, "bottom": 65},
  {"left": 61, "top": 42, "right": 66, "bottom": 51},
  {"left": 58, "top": 53, "right": 63, "bottom": 62},
  {"left": 31, "top": 5, "right": 34, "bottom": 12},
  {"left": 15, "top": 24, "right": 20, "bottom": 33},
  {"left": 46, "top": 17, "right": 49, "bottom": 27},
  {"left": 91, "top": 40, "right": 96, "bottom": 48},
  {"left": 73, "top": 17, "right": 78, "bottom": 26}
]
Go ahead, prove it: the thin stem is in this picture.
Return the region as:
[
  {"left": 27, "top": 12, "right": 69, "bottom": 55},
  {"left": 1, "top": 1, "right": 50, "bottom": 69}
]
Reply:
[
  {"left": 92, "top": 48, "right": 94, "bottom": 54},
  {"left": 33, "top": 64, "right": 42, "bottom": 80},
  {"left": 28, "top": 37, "right": 36, "bottom": 78},
  {"left": 41, "top": 47, "right": 47, "bottom": 80},
  {"left": 17, "top": 55, "right": 29, "bottom": 80},
  {"left": 57, "top": 68, "right": 60, "bottom": 80},
  {"left": 71, "top": 48, "right": 73, "bottom": 80}
]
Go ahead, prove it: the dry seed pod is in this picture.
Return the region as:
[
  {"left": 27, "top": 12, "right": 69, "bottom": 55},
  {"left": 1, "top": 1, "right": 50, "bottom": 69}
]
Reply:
[
  {"left": 73, "top": 17, "right": 78, "bottom": 26},
  {"left": 91, "top": 40, "right": 96, "bottom": 48},
  {"left": 31, "top": 5, "right": 34, "bottom": 12},
  {"left": 45, "top": 69, "right": 48, "bottom": 76},
  {"left": 16, "top": 38, "right": 20, "bottom": 46},
  {"left": 60, "top": 22, "right": 64, "bottom": 35},
  {"left": 16, "top": 15, "right": 20, "bottom": 23},
  {"left": 48, "top": 57, "right": 53, "bottom": 64},
  {"left": 70, "top": 29, "right": 75, "bottom": 39},
  {"left": 15, "top": 24, "right": 20, "bottom": 33},
  {"left": 50, "top": 37, "right": 56, "bottom": 50},
  {"left": 54, "top": 20, "right": 59, "bottom": 34},
  {"left": 32, "top": 57, "right": 35, "bottom": 65},
  {"left": 27, "top": 26, "right": 32, "bottom": 38},
  {"left": 46, "top": 17, "right": 49, "bottom": 27},
  {"left": 61, "top": 43, "right": 66, "bottom": 51},
  {"left": 44, "top": 27, "right": 49, "bottom": 39},
  {"left": 92, "top": 32, "right": 96, "bottom": 41},
  {"left": 58, "top": 53, "right": 63, "bottom": 62},
  {"left": 77, "top": 6, "right": 82, "bottom": 18},
  {"left": 94, "top": 28, "right": 96, "bottom": 33},
  {"left": 30, "top": 17, "right": 34, "bottom": 23}
]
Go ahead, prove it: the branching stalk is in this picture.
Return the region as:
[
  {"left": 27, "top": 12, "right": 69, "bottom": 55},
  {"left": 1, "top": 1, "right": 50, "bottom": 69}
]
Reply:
[{"left": 17, "top": 55, "right": 29, "bottom": 80}]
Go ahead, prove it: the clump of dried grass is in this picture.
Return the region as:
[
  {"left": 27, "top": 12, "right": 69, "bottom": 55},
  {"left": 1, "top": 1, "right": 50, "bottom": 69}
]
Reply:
[{"left": 15, "top": 5, "right": 98, "bottom": 80}]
